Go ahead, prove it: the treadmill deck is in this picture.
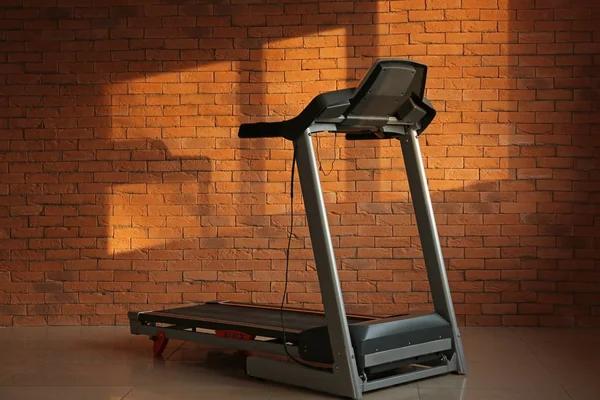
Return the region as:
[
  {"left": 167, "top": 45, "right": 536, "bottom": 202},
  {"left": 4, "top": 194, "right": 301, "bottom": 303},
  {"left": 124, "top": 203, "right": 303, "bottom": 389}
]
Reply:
[{"left": 135, "top": 302, "right": 374, "bottom": 340}]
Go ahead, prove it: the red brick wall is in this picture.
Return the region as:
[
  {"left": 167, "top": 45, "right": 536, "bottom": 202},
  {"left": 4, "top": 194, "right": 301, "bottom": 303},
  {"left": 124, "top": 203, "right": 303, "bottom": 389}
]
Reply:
[{"left": 0, "top": 0, "right": 599, "bottom": 327}]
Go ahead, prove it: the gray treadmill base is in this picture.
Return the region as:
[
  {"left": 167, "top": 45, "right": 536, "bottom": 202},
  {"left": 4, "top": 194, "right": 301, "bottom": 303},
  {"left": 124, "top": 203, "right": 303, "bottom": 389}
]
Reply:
[{"left": 246, "top": 354, "right": 459, "bottom": 400}]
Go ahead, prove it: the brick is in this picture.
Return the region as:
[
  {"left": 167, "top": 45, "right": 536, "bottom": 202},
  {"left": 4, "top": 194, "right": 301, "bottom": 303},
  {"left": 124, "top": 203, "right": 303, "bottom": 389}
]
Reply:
[
  {"left": 409, "top": 10, "right": 444, "bottom": 21},
  {"left": 482, "top": 304, "right": 517, "bottom": 315},
  {"left": 501, "top": 292, "right": 538, "bottom": 303},
  {"left": 13, "top": 316, "right": 47, "bottom": 326}
]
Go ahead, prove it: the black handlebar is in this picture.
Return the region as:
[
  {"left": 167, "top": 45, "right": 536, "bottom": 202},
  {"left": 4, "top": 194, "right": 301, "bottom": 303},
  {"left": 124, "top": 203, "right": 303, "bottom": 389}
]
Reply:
[
  {"left": 238, "top": 122, "right": 283, "bottom": 139},
  {"left": 236, "top": 59, "right": 436, "bottom": 142}
]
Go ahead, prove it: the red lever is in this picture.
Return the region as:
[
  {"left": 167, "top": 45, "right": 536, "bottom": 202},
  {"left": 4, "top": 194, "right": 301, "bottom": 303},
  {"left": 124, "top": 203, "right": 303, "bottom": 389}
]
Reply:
[{"left": 215, "top": 330, "right": 255, "bottom": 341}]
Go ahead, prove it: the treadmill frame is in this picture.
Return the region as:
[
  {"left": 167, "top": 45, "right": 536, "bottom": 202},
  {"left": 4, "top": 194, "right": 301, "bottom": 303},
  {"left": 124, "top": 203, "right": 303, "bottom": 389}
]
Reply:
[
  {"left": 129, "top": 60, "right": 469, "bottom": 397},
  {"left": 244, "top": 125, "right": 467, "bottom": 398}
]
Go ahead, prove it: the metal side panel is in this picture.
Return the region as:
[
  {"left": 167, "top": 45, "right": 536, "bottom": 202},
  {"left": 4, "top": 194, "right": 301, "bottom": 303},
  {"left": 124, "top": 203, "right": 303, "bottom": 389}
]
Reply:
[
  {"left": 362, "top": 363, "right": 451, "bottom": 393},
  {"left": 135, "top": 324, "right": 301, "bottom": 359},
  {"left": 246, "top": 357, "right": 362, "bottom": 400},
  {"left": 349, "top": 312, "right": 452, "bottom": 358},
  {"left": 362, "top": 338, "right": 452, "bottom": 368}
]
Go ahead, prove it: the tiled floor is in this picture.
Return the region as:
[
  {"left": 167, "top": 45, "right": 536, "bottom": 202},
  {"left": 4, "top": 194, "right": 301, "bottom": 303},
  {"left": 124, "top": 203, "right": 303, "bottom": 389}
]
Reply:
[{"left": 0, "top": 326, "right": 598, "bottom": 399}]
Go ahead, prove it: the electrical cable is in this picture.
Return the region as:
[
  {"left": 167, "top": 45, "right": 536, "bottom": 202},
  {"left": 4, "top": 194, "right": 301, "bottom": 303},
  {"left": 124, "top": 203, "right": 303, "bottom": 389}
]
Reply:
[
  {"left": 315, "top": 133, "right": 337, "bottom": 176},
  {"left": 279, "top": 145, "right": 325, "bottom": 371}
]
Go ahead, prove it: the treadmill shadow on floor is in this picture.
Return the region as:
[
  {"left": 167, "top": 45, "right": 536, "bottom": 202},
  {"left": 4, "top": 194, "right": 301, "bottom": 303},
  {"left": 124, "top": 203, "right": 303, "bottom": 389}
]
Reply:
[{"left": 164, "top": 345, "right": 248, "bottom": 376}]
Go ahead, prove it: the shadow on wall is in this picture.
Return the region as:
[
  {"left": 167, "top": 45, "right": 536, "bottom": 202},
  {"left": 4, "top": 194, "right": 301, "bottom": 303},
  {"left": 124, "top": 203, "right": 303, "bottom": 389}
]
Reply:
[
  {"left": 419, "top": 0, "right": 600, "bottom": 327},
  {"left": 464, "top": 0, "right": 600, "bottom": 326},
  {"left": 87, "top": 1, "right": 600, "bottom": 327},
  {"left": 0, "top": 1, "right": 401, "bottom": 325},
  {"left": 102, "top": 2, "right": 392, "bottom": 321}
]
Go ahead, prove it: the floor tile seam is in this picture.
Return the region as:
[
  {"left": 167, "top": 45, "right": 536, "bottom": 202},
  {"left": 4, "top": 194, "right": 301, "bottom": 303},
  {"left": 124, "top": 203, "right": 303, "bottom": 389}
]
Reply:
[
  {"left": 163, "top": 340, "right": 186, "bottom": 361},
  {"left": 518, "top": 331, "right": 574, "bottom": 400},
  {"left": 120, "top": 386, "right": 137, "bottom": 400},
  {"left": 0, "top": 363, "right": 41, "bottom": 386}
]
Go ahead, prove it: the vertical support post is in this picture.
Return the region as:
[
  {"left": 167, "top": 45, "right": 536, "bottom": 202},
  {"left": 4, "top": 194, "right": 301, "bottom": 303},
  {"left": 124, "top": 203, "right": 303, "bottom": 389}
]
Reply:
[
  {"left": 293, "top": 129, "right": 363, "bottom": 399},
  {"left": 399, "top": 129, "right": 468, "bottom": 374}
]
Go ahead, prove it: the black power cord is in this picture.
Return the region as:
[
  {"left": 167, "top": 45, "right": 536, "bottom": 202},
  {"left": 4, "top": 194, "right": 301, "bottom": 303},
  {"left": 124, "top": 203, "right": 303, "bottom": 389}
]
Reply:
[
  {"left": 279, "top": 145, "right": 325, "bottom": 371},
  {"left": 315, "top": 133, "right": 337, "bottom": 176}
]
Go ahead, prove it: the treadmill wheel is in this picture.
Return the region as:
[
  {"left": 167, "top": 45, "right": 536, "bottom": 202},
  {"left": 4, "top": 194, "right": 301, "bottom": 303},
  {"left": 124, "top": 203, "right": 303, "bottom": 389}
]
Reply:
[{"left": 152, "top": 331, "right": 169, "bottom": 357}]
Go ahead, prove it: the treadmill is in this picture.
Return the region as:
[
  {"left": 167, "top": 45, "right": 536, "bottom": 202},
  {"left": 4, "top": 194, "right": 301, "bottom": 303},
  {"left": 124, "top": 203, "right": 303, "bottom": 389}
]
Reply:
[{"left": 128, "top": 58, "right": 468, "bottom": 399}]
